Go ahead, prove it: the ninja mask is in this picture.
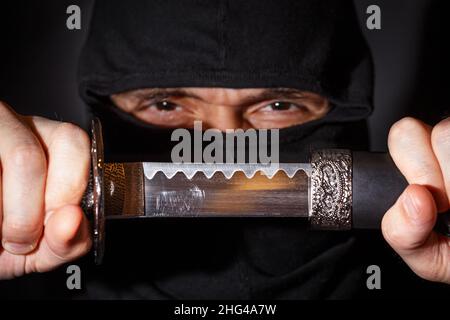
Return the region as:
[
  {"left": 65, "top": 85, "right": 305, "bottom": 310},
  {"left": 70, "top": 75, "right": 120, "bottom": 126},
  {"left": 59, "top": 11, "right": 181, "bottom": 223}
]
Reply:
[
  {"left": 77, "top": 0, "right": 376, "bottom": 298},
  {"left": 78, "top": 0, "right": 373, "bottom": 161}
]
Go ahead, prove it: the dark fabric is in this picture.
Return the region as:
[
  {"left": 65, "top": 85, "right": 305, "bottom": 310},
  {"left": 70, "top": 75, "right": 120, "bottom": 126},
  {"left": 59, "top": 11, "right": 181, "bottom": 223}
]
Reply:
[
  {"left": 63, "top": 0, "right": 448, "bottom": 299},
  {"left": 79, "top": 0, "right": 373, "bottom": 121}
]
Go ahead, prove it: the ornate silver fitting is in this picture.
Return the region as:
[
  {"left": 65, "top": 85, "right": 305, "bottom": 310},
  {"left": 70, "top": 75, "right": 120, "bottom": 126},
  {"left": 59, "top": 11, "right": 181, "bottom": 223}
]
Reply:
[{"left": 310, "top": 149, "right": 352, "bottom": 230}]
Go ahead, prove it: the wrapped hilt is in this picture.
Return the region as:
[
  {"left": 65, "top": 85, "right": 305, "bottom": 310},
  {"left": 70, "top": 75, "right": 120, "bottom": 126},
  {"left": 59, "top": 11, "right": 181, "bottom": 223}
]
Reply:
[{"left": 310, "top": 149, "right": 450, "bottom": 236}]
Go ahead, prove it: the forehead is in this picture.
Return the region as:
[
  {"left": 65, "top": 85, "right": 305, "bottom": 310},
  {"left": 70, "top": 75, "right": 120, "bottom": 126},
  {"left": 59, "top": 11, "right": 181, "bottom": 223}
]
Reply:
[{"left": 112, "top": 87, "right": 310, "bottom": 104}]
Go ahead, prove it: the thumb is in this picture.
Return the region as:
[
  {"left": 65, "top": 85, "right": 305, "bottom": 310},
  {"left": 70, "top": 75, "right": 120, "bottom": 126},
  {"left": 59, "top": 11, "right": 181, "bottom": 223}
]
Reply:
[
  {"left": 383, "top": 184, "right": 436, "bottom": 252},
  {"left": 32, "top": 205, "right": 92, "bottom": 273},
  {"left": 382, "top": 184, "right": 449, "bottom": 283}
]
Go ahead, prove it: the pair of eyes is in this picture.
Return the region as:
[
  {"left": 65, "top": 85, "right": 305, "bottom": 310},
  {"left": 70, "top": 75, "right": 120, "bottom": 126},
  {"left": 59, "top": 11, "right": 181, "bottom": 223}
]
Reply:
[
  {"left": 133, "top": 98, "right": 312, "bottom": 128},
  {"left": 148, "top": 100, "right": 304, "bottom": 113}
]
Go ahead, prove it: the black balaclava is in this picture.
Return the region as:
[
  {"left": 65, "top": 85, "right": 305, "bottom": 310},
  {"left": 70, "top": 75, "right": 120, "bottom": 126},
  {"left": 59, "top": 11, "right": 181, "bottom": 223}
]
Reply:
[
  {"left": 77, "top": 0, "right": 378, "bottom": 299},
  {"left": 79, "top": 0, "right": 373, "bottom": 161}
]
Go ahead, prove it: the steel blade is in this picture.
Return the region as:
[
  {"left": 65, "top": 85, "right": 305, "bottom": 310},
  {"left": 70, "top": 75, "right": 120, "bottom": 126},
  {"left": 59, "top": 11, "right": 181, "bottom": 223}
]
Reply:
[
  {"left": 102, "top": 162, "right": 311, "bottom": 219},
  {"left": 143, "top": 162, "right": 311, "bottom": 180},
  {"left": 143, "top": 167, "right": 310, "bottom": 218}
]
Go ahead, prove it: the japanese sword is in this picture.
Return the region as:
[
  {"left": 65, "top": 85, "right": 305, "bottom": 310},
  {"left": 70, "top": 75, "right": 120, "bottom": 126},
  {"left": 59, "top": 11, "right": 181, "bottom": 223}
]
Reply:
[{"left": 82, "top": 119, "right": 450, "bottom": 264}]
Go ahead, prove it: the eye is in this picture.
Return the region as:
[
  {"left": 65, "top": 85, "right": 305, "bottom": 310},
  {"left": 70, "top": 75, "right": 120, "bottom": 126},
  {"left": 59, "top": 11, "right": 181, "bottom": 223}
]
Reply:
[
  {"left": 150, "top": 100, "right": 181, "bottom": 112},
  {"left": 260, "top": 101, "right": 301, "bottom": 112},
  {"left": 134, "top": 98, "right": 192, "bottom": 127}
]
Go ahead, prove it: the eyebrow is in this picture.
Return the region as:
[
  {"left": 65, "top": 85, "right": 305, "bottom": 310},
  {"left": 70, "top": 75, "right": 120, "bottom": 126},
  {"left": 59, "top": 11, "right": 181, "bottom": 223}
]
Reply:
[
  {"left": 127, "top": 87, "right": 305, "bottom": 107},
  {"left": 238, "top": 88, "right": 305, "bottom": 107},
  {"left": 128, "top": 88, "right": 201, "bottom": 101}
]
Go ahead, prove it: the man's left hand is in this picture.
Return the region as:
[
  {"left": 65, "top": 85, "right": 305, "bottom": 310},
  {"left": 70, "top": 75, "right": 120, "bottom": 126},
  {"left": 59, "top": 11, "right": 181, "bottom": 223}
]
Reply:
[{"left": 382, "top": 117, "right": 450, "bottom": 284}]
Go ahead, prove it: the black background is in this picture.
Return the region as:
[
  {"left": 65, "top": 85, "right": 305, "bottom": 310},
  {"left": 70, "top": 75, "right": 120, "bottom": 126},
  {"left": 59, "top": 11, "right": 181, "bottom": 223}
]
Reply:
[
  {"left": 0, "top": 0, "right": 449, "bottom": 150},
  {"left": 0, "top": 0, "right": 449, "bottom": 299}
]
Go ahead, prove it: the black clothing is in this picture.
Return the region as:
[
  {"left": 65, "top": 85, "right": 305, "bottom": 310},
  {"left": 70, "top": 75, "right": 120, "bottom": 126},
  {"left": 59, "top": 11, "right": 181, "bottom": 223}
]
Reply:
[
  {"left": 0, "top": 0, "right": 448, "bottom": 300},
  {"left": 19, "top": 0, "right": 447, "bottom": 299},
  {"left": 79, "top": 0, "right": 373, "bottom": 121}
]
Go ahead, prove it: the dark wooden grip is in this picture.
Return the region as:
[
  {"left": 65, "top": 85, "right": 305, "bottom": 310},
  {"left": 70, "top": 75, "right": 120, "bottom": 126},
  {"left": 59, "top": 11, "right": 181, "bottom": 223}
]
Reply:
[{"left": 103, "top": 163, "right": 145, "bottom": 218}]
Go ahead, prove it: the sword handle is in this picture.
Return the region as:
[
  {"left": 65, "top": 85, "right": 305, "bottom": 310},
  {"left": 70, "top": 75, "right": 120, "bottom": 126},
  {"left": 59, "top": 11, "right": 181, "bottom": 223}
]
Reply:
[
  {"left": 352, "top": 151, "right": 406, "bottom": 229},
  {"left": 353, "top": 151, "right": 450, "bottom": 236},
  {"left": 310, "top": 149, "right": 450, "bottom": 236}
]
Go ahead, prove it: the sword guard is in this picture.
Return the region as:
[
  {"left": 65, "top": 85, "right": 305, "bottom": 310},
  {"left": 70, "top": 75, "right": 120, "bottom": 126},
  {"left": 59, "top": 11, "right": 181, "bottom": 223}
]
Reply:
[{"left": 81, "top": 118, "right": 105, "bottom": 265}]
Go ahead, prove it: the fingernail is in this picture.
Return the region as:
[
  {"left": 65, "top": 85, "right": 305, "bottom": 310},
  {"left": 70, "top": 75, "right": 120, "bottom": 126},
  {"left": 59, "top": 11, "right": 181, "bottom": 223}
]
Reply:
[
  {"left": 2, "top": 241, "right": 35, "bottom": 255},
  {"left": 402, "top": 191, "right": 421, "bottom": 222}
]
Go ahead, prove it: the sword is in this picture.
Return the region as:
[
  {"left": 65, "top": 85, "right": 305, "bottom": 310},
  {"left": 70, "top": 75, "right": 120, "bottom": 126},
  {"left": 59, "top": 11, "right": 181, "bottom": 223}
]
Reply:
[{"left": 82, "top": 119, "right": 450, "bottom": 264}]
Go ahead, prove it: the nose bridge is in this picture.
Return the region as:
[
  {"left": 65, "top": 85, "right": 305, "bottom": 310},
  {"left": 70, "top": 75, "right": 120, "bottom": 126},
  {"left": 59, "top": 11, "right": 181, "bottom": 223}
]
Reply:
[{"left": 204, "top": 104, "right": 244, "bottom": 131}]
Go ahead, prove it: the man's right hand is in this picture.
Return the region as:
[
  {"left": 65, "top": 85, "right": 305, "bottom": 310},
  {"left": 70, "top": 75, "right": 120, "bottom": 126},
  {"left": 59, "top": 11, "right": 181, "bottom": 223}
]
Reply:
[{"left": 0, "top": 101, "right": 92, "bottom": 279}]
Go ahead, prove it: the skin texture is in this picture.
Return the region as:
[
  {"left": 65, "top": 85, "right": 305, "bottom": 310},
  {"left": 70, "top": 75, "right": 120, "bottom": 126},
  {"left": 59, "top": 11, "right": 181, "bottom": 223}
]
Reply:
[
  {"left": 110, "top": 88, "right": 330, "bottom": 129},
  {"left": 0, "top": 91, "right": 448, "bottom": 285},
  {"left": 382, "top": 117, "right": 450, "bottom": 284},
  {"left": 0, "top": 101, "right": 91, "bottom": 279}
]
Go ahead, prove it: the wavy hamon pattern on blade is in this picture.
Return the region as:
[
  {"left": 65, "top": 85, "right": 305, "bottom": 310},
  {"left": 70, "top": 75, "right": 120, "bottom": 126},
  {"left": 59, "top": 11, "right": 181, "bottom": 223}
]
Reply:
[{"left": 143, "top": 163, "right": 312, "bottom": 180}]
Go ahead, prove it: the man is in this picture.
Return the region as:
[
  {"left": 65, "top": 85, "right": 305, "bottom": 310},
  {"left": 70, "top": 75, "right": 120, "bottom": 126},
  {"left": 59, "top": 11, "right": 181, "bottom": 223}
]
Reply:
[{"left": 0, "top": 0, "right": 448, "bottom": 298}]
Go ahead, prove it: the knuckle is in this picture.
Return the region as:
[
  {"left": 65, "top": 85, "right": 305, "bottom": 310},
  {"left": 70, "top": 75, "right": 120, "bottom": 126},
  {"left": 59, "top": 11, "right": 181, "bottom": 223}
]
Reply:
[
  {"left": 389, "top": 117, "right": 424, "bottom": 143},
  {"left": 54, "top": 122, "right": 81, "bottom": 137},
  {"left": 431, "top": 117, "right": 450, "bottom": 147},
  {"left": 9, "top": 143, "right": 46, "bottom": 172},
  {"left": 53, "top": 122, "right": 90, "bottom": 152}
]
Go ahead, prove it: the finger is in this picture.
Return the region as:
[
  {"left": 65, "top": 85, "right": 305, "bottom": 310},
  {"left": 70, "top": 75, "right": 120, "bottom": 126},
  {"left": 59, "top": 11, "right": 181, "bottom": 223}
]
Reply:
[
  {"left": 382, "top": 184, "right": 450, "bottom": 283},
  {"left": 388, "top": 117, "right": 448, "bottom": 212},
  {"left": 431, "top": 117, "right": 450, "bottom": 203},
  {"left": 28, "top": 204, "right": 92, "bottom": 273},
  {"left": 24, "top": 117, "right": 91, "bottom": 218},
  {"left": 382, "top": 185, "right": 436, "bottom": 252},
  {"left": 0, "top": 102, "right": 47, "bottom": 255},
  {"left": 0, "top": 164, "right": 2, "bottom": 238}
]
